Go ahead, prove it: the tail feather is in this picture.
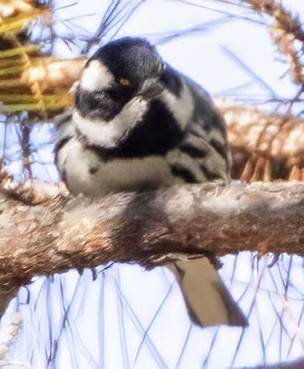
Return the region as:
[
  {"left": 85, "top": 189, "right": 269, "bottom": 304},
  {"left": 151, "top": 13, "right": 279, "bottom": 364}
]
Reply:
[{"left": 167, "top": 257, "right": 247, "bottom": 327}]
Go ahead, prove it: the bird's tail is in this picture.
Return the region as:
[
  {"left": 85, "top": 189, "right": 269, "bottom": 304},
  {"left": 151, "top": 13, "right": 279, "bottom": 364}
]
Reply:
[{"left": 167, "top": 257, "right": 247, "bottom": 327}]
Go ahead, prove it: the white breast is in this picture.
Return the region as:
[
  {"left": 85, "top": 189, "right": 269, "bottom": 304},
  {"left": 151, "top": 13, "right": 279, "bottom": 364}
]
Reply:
[{"left": 57, "top": 138, "right": 180, "bottom": 196}]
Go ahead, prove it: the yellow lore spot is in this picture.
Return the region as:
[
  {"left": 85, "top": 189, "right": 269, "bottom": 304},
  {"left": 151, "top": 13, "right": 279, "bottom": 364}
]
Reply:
[{"left": 119, "top": 78, "right": 130, "bottom": 86}]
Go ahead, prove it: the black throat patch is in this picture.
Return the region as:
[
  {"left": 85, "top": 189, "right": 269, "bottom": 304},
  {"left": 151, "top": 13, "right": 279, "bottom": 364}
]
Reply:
[{"left": 77, "top": 99, "right": 184, "bottom": 160}]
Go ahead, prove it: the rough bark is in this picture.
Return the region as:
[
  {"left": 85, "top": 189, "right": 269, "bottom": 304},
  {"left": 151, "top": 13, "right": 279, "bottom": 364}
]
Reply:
[{"left": 0, "top": 181, "right": 304, "bottom": 291}]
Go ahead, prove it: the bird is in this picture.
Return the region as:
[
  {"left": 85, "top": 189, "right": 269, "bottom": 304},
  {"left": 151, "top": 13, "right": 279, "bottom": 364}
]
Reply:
[{"left": 55, "top": 37, "right": 247, "bottom": 327}]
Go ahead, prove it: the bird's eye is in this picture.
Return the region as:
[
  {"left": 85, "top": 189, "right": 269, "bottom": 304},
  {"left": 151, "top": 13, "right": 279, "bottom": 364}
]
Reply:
[
  {"left": 157, "top": 62, "right": 165, "bottom": 73},
  {"left": 119, "top": 78, "right": 130, "bottom": 86}
]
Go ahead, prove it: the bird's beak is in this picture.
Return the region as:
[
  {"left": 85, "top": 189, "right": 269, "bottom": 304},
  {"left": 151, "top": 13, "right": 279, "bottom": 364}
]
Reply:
[{"left": 137, "top": 78, "right": 164, "bottom": 99}]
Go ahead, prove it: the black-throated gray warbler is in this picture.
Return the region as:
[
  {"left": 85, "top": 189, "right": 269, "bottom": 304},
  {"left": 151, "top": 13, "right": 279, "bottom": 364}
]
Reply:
[{"left": 55, "top": 37, "right": 247, "bottom": 327}]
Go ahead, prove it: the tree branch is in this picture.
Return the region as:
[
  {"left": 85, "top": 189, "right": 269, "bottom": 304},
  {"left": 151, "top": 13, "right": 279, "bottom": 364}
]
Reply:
[
  {"left": 0, "top": 182, "right": 304, "bottom": 291},
  {"left": 218, "top": 100, "right": 304, "bottom": 181},
  {"left": 235, "top": 357, "right": 304, "bottom": 369}
]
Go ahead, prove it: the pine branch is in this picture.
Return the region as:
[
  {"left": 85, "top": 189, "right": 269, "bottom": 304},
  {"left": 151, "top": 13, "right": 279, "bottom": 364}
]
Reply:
[
  {"left": 245, "top": 0, "right": 304, "bottom": 88},
  {"left": 235, "top": 357, "right": 304, "bottom": 369},
  {"left": 0, "top": 181, "right": 304, "bottom": 293},
  {"left": 218, "top": 100, "right": 304, "bottom": 181}
]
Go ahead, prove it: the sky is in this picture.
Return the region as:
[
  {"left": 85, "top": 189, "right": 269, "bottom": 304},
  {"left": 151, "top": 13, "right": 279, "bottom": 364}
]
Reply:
[
  {"left": 1, "top": 1, "right": 304, "bottom": 369},
  {"left": 52, "top": 0, "right": 302, "bottom": 101}
]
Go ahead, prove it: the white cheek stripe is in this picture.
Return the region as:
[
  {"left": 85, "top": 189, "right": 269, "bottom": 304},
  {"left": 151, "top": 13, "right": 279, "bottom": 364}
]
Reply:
[
  {"left": 160, "top": 80, "right": 194, "bottom": 129},
  {"left": 79, "top": 60, "right": 114, "bottom": 91},
  {"left": 73, "top": 97, "right": 149, "bottom": 148}
]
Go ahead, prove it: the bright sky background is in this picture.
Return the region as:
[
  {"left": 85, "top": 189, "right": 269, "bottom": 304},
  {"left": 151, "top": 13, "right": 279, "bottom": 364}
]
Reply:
[
  {"left": 1, "top": 1, "right": 304, "bottom": 369},
  {"left": 52, "top": 0, "right": 304, "bottom": 100}
]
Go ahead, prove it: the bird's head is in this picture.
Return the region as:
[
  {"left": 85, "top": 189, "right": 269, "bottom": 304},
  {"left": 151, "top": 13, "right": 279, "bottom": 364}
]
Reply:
[{"left": 75, "top": 37, "right": 166, "bottom": 120}]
